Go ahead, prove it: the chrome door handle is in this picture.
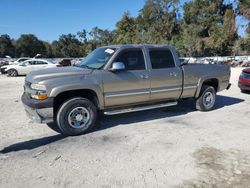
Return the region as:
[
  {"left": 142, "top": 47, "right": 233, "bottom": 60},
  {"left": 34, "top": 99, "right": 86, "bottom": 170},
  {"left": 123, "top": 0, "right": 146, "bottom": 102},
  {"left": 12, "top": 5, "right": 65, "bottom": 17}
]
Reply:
[{"left": 140, "top": 74, "right": 149, "bottom": 79}]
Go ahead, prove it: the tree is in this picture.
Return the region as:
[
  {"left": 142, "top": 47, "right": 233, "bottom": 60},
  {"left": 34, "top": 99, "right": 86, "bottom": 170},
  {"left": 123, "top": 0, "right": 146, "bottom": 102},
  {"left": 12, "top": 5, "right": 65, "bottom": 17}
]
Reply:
[
  {"left": 115, "top": 12, "right": 137, "bottom": 44},
  {"left": 0, "top": 34, "right": 15, "bottom": 58},
  {"left": 43, "top": 41, "right": 54, "bottom": 58},
  {"left": 181, "top": 0, "right": 238, "bottom": 56},
  {"left": 77, "top": 29, "right": 88, "bottom": 43},
  {"left": 135, "top": 0, "right": 180, "bottom": 44},
  {"left": 236, "top": 0, "right": 250, "bottom": 54},
  {"left": 15, "top": 34, "right": 46, "bottom": 57},
  {"left": 51, "top": 34, "right": 84, "bottom": 57},
  {"left": 238, "top": 0, "right": 250, "bottom": 20},
  {"left": 89, "top": 27, "right": 114, "bottom": 46}
]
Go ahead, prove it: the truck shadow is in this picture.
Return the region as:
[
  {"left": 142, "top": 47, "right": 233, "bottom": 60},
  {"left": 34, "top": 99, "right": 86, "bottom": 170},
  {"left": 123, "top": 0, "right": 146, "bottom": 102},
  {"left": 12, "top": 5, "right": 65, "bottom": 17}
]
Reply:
[
  {"left": 0, "top": 95, "right": 244, "bottom": 154},
  {"left": 94, "top": 95, "right": 244, "bottom": 132},
  {"left": 0, "top": 135, "right": 66, "bottom": 154}
]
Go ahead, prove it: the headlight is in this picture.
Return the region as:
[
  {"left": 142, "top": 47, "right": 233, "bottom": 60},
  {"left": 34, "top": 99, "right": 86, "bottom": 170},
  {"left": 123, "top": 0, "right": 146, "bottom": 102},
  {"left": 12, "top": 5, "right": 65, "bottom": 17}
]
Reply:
[{"left": 30, "top": 83, "right": 46, "bottom": 91}]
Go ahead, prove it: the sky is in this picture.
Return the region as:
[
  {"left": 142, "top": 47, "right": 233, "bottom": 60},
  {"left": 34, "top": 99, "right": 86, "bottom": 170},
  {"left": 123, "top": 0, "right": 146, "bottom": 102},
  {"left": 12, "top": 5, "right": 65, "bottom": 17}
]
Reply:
[
  {"left": 0, "top": 0, "right": 248, "bottom": 42},
  {"left": 0, "top": 0, "right": 145, "bottom": 42}
]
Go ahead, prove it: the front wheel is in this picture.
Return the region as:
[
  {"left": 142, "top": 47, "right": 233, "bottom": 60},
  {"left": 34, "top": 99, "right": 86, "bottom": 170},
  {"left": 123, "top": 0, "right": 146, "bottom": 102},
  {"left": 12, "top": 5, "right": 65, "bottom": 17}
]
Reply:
[
  {"left": 7, "top": 69, "right": 18, "bottom": 77},
  {"left": 195, "top": 85, "right": 216, "bottom": 111},
  {"left": 56, "top": 97, "right": 97, "bottom": 136}
]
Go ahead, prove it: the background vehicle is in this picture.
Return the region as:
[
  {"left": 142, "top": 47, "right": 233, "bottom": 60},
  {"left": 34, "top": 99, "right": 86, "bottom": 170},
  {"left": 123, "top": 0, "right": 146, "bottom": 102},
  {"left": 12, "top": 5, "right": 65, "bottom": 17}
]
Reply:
[
  {"left": 6, "top": 59, "right": 57, "bottom": 76},
  {"left": 58, "top": 59, "right": 72, "bottom": 67},
  {"left": 0, "top": 60, "right": 9, "bottom": 69},
  {"left": 238, "top": 68, "right": 250, "bottom": 92},
  {"left": 22, "top": 45, "right": 231, "bottom": 136},
  {"left": 8, "top": 57, "right": 31, "bottom": 65},
  {"left": 1, "top": 57, "right": 31, "bottom": 74}
]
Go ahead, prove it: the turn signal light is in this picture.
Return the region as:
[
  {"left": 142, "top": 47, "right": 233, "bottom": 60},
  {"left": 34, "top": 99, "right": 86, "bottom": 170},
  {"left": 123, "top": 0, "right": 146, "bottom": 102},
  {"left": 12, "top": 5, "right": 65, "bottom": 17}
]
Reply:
[{"left": 31, "top": 94, "right": 48, "bottom": 100}]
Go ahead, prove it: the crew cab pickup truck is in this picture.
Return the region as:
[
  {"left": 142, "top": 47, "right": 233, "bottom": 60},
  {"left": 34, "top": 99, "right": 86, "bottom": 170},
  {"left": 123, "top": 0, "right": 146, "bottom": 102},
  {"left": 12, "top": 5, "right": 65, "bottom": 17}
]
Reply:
[{"left": 22, "top": 45, "right": 231, "bottom": 136}]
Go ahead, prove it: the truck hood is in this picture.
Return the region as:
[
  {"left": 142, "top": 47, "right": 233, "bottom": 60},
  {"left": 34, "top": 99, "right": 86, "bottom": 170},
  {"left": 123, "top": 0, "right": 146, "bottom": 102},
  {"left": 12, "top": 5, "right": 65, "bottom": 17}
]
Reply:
[{"left": 26, "top": 66, "right": 93, "bottom": 83}]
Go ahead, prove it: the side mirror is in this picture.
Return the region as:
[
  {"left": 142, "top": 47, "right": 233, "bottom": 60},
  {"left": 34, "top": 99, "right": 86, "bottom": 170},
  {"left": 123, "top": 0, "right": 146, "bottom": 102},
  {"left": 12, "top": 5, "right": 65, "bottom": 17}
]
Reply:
[
  {"left": 110, "top": 62, "right": 125, "bottom": 71},
  {"left": 180, "top": 59, "right": 188, "bottom": 66}
]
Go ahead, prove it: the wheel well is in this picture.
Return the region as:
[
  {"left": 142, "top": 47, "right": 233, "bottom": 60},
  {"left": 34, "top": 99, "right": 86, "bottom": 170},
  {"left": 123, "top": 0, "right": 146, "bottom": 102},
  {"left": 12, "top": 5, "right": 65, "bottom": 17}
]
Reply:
[
  {"left": 202, "top": 78, "right": 219, "bottom": 91},
  {"left": 7, "top": 68, "right": 18, "bottom": 76},
  {"left": 8, "top": 68, "right": 18, "bottom": 73},
  {"left": 53, "top": 89, "right": 99, "bottom": 113}
]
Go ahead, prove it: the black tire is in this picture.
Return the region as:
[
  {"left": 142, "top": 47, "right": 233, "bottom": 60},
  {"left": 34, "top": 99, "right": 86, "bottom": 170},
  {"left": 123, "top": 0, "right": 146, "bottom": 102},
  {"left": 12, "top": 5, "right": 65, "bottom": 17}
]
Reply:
[
  {"left": 241, "top": 89, "right": 249, "bottom": 93},
  {"left": 7, "top": 69, "right": 18, "bottom": 77},
  {"left": 56, "top": 97, "right": 97, "bottom": 136},
  {"left": 195, "top": 85, "right": 216, "bottom": 111},
  {"left": 46, "top": 122, "right": 62, "bottom": 134}
]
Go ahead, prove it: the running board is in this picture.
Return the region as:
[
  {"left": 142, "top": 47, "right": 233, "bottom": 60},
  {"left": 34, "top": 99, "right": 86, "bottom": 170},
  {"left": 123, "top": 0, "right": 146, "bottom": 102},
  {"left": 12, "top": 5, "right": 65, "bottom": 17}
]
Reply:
[{"left": 104, "top": 101, "right": 178, "bottom": 115}]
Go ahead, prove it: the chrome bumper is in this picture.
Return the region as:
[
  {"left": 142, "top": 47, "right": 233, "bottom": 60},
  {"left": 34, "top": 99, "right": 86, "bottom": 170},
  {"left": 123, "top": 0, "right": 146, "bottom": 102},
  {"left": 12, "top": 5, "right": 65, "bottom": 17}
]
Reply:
[{"left": 23, "top": 104, "right": 54, "bottom": 123}]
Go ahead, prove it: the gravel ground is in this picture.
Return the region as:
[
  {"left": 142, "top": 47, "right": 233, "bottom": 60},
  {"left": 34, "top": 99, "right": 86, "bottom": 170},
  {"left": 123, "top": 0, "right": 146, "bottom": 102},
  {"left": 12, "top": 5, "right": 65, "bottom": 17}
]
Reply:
[{"left": 0, "top": 68, "right": 250, "bottom": 188}]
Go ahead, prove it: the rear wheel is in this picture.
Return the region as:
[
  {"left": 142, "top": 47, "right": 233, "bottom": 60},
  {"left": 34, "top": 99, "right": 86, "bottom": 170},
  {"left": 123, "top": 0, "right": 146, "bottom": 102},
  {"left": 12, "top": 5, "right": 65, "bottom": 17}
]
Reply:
[
  {"left": 195, "top": 85, "right": 216, "bottom": 111},
  {"left": 56, "top": 97, "right": 97, "bottom": 136},
  {"left": 7, "top": 69, "right": 18, "bottom": 77}
]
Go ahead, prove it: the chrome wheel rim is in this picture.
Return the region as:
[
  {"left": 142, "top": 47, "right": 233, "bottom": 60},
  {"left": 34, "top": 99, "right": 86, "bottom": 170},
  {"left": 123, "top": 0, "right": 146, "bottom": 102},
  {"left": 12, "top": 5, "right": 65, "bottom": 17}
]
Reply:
[
  {"left": 68, "top": 107, "right": 90, "bottom": 129},
  {"left": 203, "top": 91, "right": 215, "bottom": 108},
  {"left": 10, "top": 70, "right": 16, "bottom": 76}
]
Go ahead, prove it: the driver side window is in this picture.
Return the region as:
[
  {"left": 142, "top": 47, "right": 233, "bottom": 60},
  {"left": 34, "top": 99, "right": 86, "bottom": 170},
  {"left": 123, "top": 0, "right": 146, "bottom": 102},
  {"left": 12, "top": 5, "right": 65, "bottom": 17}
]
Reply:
[
  {"left": 114, "top": 49, "right": 145, "bottom": 71},
  {"left": 23, "top": 61, "right": 31, "bottom": 66}
]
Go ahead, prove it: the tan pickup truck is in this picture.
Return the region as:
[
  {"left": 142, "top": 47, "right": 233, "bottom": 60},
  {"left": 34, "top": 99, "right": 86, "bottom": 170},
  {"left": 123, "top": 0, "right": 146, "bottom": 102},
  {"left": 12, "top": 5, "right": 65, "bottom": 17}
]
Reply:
[{"left": 22, "top": 45, "right": 231, "bottom": 136}]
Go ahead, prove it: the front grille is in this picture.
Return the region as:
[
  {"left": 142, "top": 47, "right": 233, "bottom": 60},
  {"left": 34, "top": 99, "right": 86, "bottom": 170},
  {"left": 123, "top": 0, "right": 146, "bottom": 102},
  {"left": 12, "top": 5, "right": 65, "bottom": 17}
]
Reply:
[
  {"left": 24, "top": 81, "right": 32, "bottom": 97},
  {"left": 25, "top": 81, "right": 31, "bottom": 89}
]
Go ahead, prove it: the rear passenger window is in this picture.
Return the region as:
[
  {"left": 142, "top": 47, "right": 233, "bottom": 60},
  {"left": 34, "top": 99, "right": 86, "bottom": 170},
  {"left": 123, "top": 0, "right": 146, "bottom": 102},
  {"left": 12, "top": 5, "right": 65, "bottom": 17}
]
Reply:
[
  {"left": 115, "top": 49, "right": 145, "bottom": 70},
  {"left": 35, "top": 61, "right": 47, "bottom": 65},
  {"left": 149, "top": 49, "right": 175, "bottom": 69}
]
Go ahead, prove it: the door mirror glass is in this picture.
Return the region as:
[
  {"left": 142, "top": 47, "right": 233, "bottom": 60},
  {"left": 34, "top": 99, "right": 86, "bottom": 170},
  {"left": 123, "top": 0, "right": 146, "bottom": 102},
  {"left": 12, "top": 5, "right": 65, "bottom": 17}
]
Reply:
[{"left": 110, "top": 62, "right": 125, "bottom": 71}]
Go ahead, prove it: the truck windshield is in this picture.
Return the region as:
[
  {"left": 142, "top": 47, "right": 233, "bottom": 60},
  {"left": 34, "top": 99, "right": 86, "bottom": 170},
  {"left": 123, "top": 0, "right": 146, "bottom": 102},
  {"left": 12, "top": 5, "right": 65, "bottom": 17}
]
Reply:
[{"left": 77, "top": 47, "right": 116, "bottom": 69}]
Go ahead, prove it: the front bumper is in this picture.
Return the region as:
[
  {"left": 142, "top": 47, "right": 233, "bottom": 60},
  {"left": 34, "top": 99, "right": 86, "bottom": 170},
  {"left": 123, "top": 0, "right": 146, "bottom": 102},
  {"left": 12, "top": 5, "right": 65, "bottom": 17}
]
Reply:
[
  {"left": 1, "top": 67, "right": 7, "bottom": 74},
  {"left": 21, "top": 93, "right": 54, "bottom": 123},
  {"left": 23, "top": 103, "right": 54, "bottom": 123}
]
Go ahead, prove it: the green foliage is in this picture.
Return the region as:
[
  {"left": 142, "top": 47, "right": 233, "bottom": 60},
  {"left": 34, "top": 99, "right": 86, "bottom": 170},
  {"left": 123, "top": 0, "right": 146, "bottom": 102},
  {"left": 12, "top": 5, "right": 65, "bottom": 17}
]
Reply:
[
  {"left": 15, "top": 34, "right": 46, "bottom": 57},
  {"left": 135, "top": 0, "right": 180, "bottom": 43},
  {"left": 0, "top": 0, "right": 249, "bottom": 58},
  {"left": 179, "top": 0, "right": 239, "bottom": 56},
  {"left": 115, "top": 12, "right": 137, "bottom": 44},
  {"left": 51, "top": 34, "right": 84, "bottom": 58},
  {"left": 89, "top": 27, "right": 115, "bottom": 46},
  {"left": 0, "top": 34, "right": 15, "bottom": 58}
]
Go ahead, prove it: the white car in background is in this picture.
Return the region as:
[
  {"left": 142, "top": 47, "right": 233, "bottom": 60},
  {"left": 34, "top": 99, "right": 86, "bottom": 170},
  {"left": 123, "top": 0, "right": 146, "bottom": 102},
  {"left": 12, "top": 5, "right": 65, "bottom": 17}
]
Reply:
[
  {"left": 1, "top": 58, "right": 32, "bottom": 74},
  {"left": 8, "top": 57, "right": 31, "bottom": 65},
  {"left": 5, "top": 59, "right": 57, "bottom": 77}
]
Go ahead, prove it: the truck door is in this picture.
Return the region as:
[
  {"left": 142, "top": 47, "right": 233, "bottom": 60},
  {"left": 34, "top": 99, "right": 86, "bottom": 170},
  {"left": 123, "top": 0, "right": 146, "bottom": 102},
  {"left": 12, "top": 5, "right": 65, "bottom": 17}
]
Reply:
[
  {"left": 103, "top": 48, "right": 150, "bottom": 107},
  {"left": 148, "top": 48, "right": 182, "bottom": 101}
]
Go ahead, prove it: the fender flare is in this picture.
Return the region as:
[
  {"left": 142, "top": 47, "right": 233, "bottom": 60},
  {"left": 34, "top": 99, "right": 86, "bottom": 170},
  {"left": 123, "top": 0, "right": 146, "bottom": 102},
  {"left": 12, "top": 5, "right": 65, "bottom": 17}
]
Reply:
[{"left": 195, "top": 77, "right": 221, "bottom": 98}]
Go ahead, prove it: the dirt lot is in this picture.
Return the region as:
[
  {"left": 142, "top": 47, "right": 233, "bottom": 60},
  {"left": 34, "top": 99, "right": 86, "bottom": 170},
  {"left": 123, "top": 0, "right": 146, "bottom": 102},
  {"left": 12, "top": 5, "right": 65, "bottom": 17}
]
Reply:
[{"left": 0, "top": 68, "right": 250, "bottom": 188}]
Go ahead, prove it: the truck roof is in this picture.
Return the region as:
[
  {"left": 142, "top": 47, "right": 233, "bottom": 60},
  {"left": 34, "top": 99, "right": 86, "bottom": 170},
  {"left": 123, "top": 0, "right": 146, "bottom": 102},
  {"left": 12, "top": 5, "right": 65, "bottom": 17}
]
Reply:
[{"left": 102, "top": 44, "right": 174, "bottom": 49}]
